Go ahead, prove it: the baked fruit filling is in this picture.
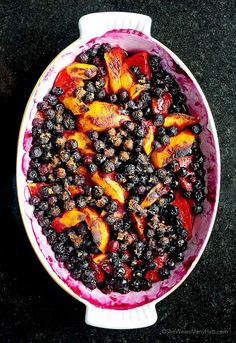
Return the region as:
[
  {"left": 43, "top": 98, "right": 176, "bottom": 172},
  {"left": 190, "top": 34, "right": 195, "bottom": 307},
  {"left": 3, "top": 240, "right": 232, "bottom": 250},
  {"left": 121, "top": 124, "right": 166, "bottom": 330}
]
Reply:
[{"left": 27, "top": 43, "right": 206, "bottom": 293}]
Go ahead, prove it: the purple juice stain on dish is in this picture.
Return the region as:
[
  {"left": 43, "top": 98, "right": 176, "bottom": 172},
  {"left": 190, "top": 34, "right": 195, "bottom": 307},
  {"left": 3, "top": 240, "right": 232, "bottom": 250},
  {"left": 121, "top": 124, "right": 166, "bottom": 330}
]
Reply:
[{"left": 19, "top": 29, "right": 219, "bottom": 310}]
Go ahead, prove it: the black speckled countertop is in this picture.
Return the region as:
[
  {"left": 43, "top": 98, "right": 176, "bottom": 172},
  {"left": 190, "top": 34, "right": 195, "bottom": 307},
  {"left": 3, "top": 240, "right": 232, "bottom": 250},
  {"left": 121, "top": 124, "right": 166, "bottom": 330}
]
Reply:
[{"left": 0, "top": 1, "right": 235, "bottom": 341}]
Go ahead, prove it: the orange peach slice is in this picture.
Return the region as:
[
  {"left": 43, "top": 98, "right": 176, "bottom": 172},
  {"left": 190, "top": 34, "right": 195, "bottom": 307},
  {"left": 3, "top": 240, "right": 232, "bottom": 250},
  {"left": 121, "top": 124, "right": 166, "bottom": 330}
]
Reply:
[
  {"left": 82, "top": 207, "right": 109, "bottom": 253},
  {"left": 91, "top": 171, "right": 126, "bottom": 204},
  {"left": 66, "top": 63, "right": 97, "bottom": 80},
  {"left": 93, "top": 253, "right": 106, "bottom": 264},
  {"left": 151, "top": 130, "right": 195, "bottom": 169},
  {"left": 63, "top": 131, "right": 94, "bottom": 154},
  {"left": 121, "top": 68, "right": 135, "bottom": 91},
  {"left": 62, "top": 96, "right": 86, "bottom": 115},
  {"left": 164, "top": 114, "right": 199, "bottom": 130},
  {"left": 78, "top": 101, "right": 131, "bottom": 132},
  {"left": 51, "top": 208, "right": 85, "bottom": 233},
  {"left": 129, "top": 84, "right": 146, "bottom": 100},
  {"left": 104, "top": 47, "right": 126, "bottom": 93},
  {"left": 103, "top": 75, "right": 109, "bottom": 93},
  {"left": 143, "top": 122, "right": 156, "bottom": 155},
  {"left": 67, "top": 185, "right": 84, "bottom": 197},
  {"left": 130, "top": 212, "right": 146, "bottom": 242},
  {"left": 141, "top": 182, "right": 169, "bottom": 208}
]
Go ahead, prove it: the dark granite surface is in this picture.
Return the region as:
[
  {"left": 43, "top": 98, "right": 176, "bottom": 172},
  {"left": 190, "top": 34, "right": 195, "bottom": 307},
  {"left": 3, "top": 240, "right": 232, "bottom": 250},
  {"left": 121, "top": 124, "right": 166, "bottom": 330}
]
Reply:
[{"left": 0, "top": 0, "right": 235, "bottom": 341}]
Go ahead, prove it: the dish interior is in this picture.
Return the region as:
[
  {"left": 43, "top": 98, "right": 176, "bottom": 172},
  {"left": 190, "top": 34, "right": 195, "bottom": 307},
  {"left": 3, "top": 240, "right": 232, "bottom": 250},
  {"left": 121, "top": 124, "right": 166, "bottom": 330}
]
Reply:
[{"left": 18, "top": 29, "right": 219, "bottom": 310}]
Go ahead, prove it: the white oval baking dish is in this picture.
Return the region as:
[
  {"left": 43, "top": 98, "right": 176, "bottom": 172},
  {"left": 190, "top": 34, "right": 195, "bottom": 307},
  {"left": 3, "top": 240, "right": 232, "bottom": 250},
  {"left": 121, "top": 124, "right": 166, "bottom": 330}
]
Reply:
[{"left": 17, "top": 12, "right": 220, "bottom": 329}]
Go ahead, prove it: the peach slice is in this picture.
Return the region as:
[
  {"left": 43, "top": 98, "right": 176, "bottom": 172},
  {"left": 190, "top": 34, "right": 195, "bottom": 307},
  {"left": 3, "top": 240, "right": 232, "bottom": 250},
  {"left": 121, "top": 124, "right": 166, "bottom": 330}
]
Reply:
[
  {"left": 62, "top": 96, "right": 86, "bottom": 115},
  {"left": 121, "top": 67, "right": 135, "bottom": 91},
  {"left": 51, "top": 208, "right": 85, "bottom": 233},
  {"left": 82, "top": 207, "right": 109, "bottom": 253},
  {"left": 66, "top": 63, "right": 98, "bottom": 80},
  {"left": 172, "top": 191, "right": 193, "bottom": 240},
  {"left": 130, "top": 212, "right": 146, "bottom": 242},
  {"left": 152, "top": 93, "right": 172, "bottom": 117},
  {"left": 67, "top": 185, "right": 84, "bottom": 197},
  {"left": 164, "top": 114, "right": 199, "bottom": 130},
  {"left": 143, "top": 121, "right": 156, "bottom": 155},
  {"left": 54, "top": 68, "right": 78, "bottom": 96},
  {"left": 103, "top": 75, "right": 109, "bottom": 93},
  {"left": 104, "top": 47, "right": 126, "bottom": 93},
  {"left": 93, "top": 253, "right": 106, "bottom": 264},
  {"left": 122, "top": 51, "right": 151, "bottom": 80},
  {"left": 63, "top": 131, "right": 94, "bottom": 154},
  {"left": 91, "top": 171, "right": 127, "bottom": 204},
  {"left": 78, "top": 101, "right": 131, "bottom": 132},
  {"left": 129, "top": 84, "right": 146, "bottom": 100},
  {"left": 151, "top": 130, "right": 195, "bottom": 169},
  {"left": 141, "top": 182, "right": 169, "bottom": 208}
]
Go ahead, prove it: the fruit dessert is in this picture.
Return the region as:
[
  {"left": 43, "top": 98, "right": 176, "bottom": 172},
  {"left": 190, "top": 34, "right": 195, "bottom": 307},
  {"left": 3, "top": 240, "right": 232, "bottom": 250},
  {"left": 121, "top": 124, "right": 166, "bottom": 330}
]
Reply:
[{"left": 27, "top": 43, "right": 206, "bottom": 294}]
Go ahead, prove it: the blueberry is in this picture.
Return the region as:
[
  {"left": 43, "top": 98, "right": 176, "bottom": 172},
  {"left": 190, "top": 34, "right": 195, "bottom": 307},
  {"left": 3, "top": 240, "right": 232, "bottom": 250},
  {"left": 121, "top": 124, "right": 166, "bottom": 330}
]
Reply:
[
  {"left": 153, "top": 114, "right": 164, "bottom": 126},
  {"left": 160, "top": 135, "right": 170, "bottom": 145},
  {"left": 109, "top": 94, "right": 118, "bottom": 103},
  {"left": 97, "top": 89, "right": 106, "bottom": 100},
  {"left": 178, "top": 167, "right": 187, "bottom": 177},
  {"left": 124, "top": 164, "right": 135, "bottom": 176},
  {"left": 192, "top": 204, "right": 203, "bottom": 214},
  {"left": 88, "top": 130, "right": 99, "bottom": 141},
  {"left": 76, "top": 51, "right": 89, "bottom": 63},
  {"left": 119, "top": 89, "right": 129, "bottom": 102},
  {"left": 28, "top": 169, "right": 38, "bottom": 181},
  {"left": 103, "top": 160, "right": 115, "bottom": 173},
  {"left": 106, "top": 201, "right": 118, "bottom": 213},
  {"left": 87, "top": 163, "right": 97, "bottom": 174},
  {"left": 174, "top": 252, "right": 184, "bottom": 262},
  {"left": 191, "top": 124, "right": 202, "bottom": 135},
  {"left": 65, "top": 139, "right": 78, "bottom": 151},
  {"left": 132, "top": 110, "right": 143, "bottom": 121},
  {"left": 167, "top": 126, "right": 178, "bottom": 136},
  {"left": 158, "top": 267, "right": 170, "bottom": 279}
]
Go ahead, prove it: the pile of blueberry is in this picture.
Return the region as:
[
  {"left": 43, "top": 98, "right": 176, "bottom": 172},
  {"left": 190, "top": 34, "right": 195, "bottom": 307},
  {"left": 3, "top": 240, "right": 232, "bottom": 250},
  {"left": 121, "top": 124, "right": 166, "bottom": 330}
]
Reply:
[{"left": 27, "top": 43, "right": 206, "bottom": 293}]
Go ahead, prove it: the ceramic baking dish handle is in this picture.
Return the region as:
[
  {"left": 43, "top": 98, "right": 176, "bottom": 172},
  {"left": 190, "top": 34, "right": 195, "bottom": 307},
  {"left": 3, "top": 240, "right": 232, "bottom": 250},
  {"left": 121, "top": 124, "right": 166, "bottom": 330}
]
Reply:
[
  {"left": 85, "top": 303, "right": 157, "bottom": 329},
  {"left": 79, "top": 12, "right": 152, "bottom": 41}
]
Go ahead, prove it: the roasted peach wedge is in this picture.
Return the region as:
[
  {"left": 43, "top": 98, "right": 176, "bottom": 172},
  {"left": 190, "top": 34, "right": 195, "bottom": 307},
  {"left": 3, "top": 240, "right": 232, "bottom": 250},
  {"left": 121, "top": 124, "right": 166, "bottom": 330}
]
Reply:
[
  {"left": 121, "top": 65, "right": 135, "bottom": 91},
  {"left": 51, "top": 208, "right": 86, "bottom": 233},
  {"left": 143, "top": 121, "right": 156, "bottom": 155},
  {"left": 82, "top": 207, "right": 110, "bottom": 253},
  {"left": 91, "top": 171, "right": 127, "bottom": 204},
  {"left": 78, "top": 101, "right": 131, "bottom": 132},
  {"left": 129, "top": 84, "right": 146, "bottom": 100},
  {"left": 63, "top": 131, "right": 94, "bottom": 154},
  {"left": 130, "top": 212, "right": 146, "bottom": 242},
  {"left": 172, "top": 191, "right": 193, "bottom": 240},
  {"left": 122, "top": 51, "right": 151, "bottom": 80},
  {"left": 141, "top": 182, "right": 169, "bottom": 208},
  {"left": 66, "top": 63, "right": 98, "bottom": 80},
  {"left": 164, "top": 113, "right": 199, "bottom": 130},
  {"left": 151, "top": 130, "right": 195, "bottom": 168},
  {"left": 104, "top": 47, "right": 126, "bottom": 94},
  {"left": 67, "top": 185, "right": 84, "bottom": 197},
  {"left": 62, "top": 96, "right": 86, "bottom": 115},
  {"left": 152, "top": 93, "right": 172, "bottom": 117}
]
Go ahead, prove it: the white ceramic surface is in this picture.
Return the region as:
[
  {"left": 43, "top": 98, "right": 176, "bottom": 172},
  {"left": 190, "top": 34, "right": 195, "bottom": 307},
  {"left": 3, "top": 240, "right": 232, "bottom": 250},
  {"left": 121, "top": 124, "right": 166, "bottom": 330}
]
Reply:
[{"left": 17, "top": 12, "right": 220, "bottom": 329}]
